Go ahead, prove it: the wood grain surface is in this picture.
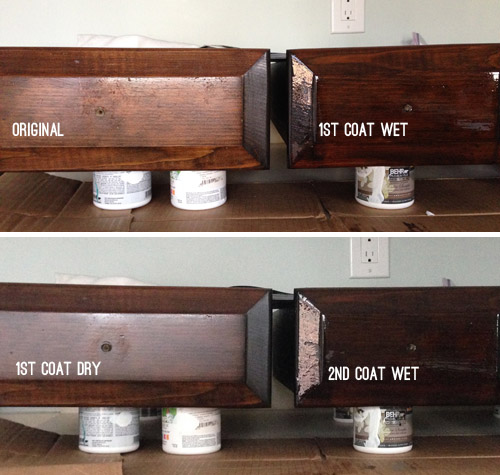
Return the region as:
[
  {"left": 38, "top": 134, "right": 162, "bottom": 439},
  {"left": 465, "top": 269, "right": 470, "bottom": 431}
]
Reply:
[
  {"left": 0, "top": 48, "right": 270, "bottom": 171},
  {"left": 0, "top": 283, "right": 271, "bottom": 407},
  {"left": 274, "top": 287, "right": 500, "bottom": 407},
  {"left": 273, "top": 44, "right": 500, "bottom": 168}
]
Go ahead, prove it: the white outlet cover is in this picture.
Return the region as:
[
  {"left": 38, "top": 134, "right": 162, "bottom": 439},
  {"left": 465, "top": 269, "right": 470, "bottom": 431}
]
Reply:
[
  {"left": 350, "top": 237, "right": 390, "bottom": 278},
  {"left": 331, "top": 0, "right": 365, "bottom": 34}
]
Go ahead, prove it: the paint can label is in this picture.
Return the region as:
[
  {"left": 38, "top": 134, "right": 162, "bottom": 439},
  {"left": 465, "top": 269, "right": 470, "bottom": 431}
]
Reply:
[
  {"left": 93, "top": 171, "right": 152, "bottom": 208},
  {"left": 170, "top": 171, "right": 226, "bottom": 210},
  {"left": 356, "top": 167, "right": 414, "bottom": 205},
  {"left": 354, "top": 407, "right": 413, "bottom": 449},
  {"left": 79, "top": 408, "right": 140, "bottom": 450},
  {"left": 162, "top": 408, "right": 221, "bottom": 453}
]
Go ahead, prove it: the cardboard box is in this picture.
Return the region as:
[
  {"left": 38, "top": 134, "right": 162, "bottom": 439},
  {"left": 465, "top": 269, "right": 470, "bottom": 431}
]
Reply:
[
  {"left": 0, "top": 173, "right": 498, "bottom": 231},
  {"left": 2, "top": 418, "right": 500, "bottom": 474}
]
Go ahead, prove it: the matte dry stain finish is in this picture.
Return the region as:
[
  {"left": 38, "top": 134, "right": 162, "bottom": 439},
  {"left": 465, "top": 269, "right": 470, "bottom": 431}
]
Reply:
[
  {"left": 1, "top": 77, "right": 243, "bottom": 147},
  {"left": 0, "top": 283, "right": 272, "bottom": 407}
]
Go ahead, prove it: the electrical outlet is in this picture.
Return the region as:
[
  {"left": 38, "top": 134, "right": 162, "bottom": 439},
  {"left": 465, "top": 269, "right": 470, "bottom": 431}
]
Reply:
[
  {"left": 341, "top": 0, "right": 355, "bottom": 21},
  {"left": 360, "top": 237, "right": 379, "bottom": 263},
  {"left": 331, "top": 0, "right": 365, "bottom": 34},
  {"left": 350, "top": 237, "right": 389, "bottom": 278}
]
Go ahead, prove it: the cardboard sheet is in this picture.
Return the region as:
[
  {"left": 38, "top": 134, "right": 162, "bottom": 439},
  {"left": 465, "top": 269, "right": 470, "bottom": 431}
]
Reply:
[
  {"left": 317, "top": 435, "right": 500, "bottom": 458},
  {"left": 0, "top": 173, "right": 498, "bottom": 231},
  {"left": 0, "top": 174, "right": 329, "bottom": 232},
  {"left": 339, "top": 215, "right": 500, "bottom": 232},
  {"left": 317, "top": 436, "right": 500, "bottom": 475},
  {"left": 314, "top": 178, "right": 500, "bottom": 217},
  {"left": 130, "top": 217, "right": 339, "bottom": 232},
  {"left": 0, "top": 419, "right": 122, "bottom": 474},
  {"left": 314, "top": 178, "right": 500, "bottom": 231},
  {"left": 2, "top": 419, "right": 500, "bottom": 475}
]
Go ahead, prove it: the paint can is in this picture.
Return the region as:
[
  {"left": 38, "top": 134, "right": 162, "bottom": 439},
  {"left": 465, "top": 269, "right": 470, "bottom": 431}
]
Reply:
[
  {"left": 79, "top": 407, "right": 140, "bottom": 453},
  {"left": 93, "top": 171, "right": 152, "bottom": 210},
  {"left": 162, "top": 407, "right": 221, "bottom": 455},
  {"left": 355, "top": 167, "right": 414, "bottom": 209},
  {"left": 353, "top": 406, "right": 413, "bottom": 454},
  {"left": 170, "top": 171, "right": 226, "bottom": 210}
]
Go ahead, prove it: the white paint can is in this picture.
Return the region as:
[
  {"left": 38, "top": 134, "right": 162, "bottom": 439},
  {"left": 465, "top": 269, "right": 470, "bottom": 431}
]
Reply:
[
  {"left": 93, "top": 171, "right": 152, "bottom": 210},
  {"left": 355, "top": 166, "right": 414, "bottom": 209},
  {"left": 333, "top": 407, "right": 353, "bottom": 423},
  {"left": 79, "top": 407, "right": 140, "bottom": 453},
  {"left": 353, "top": 406, "right": 413, "bottom": 454},
  {"left": 162, "top": 407, "right": 221, "bottom": 455},
  {"left": 170, "top": 171, "right": 226, "bottom": 210}
]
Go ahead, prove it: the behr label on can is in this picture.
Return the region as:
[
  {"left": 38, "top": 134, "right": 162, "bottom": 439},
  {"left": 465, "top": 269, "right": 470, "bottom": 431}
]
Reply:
[
  {"left": 356, "top": 167, "right": 415, "bottom": 209},
  {"left": 353, "top": 406, "right": 413, "bottom": 454}
]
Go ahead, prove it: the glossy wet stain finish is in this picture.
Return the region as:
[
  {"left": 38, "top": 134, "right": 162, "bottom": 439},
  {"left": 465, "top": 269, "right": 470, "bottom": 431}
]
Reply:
[
  {"left": 273, "top": 287, "right": 500, "bottom": 407},
  {"left": 272, "top": 44, "right": 500, "bottom": 168}
]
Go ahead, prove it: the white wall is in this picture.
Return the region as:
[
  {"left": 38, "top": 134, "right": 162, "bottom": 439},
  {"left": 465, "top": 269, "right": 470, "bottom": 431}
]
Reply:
[
  {"left": 1, "top": 0, "right": 499, "bottom": 50},
  {"left": 2, "top": 0, "right": 499, "bottom": 181},
  {"left": 0, "top": 237, "right": 498, "bottom": 290}
]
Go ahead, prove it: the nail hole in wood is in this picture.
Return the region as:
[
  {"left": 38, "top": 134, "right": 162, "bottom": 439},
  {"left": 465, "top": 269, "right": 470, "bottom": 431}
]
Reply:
[
  {"left": 101, "top": 342, "right": 112, "bottom": 352},
  {"left": 95, "top": 107, "right": 105, "bottom": 117},
  {"left": 403, "top": 104, "right": 413, "bottom": 113}
]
